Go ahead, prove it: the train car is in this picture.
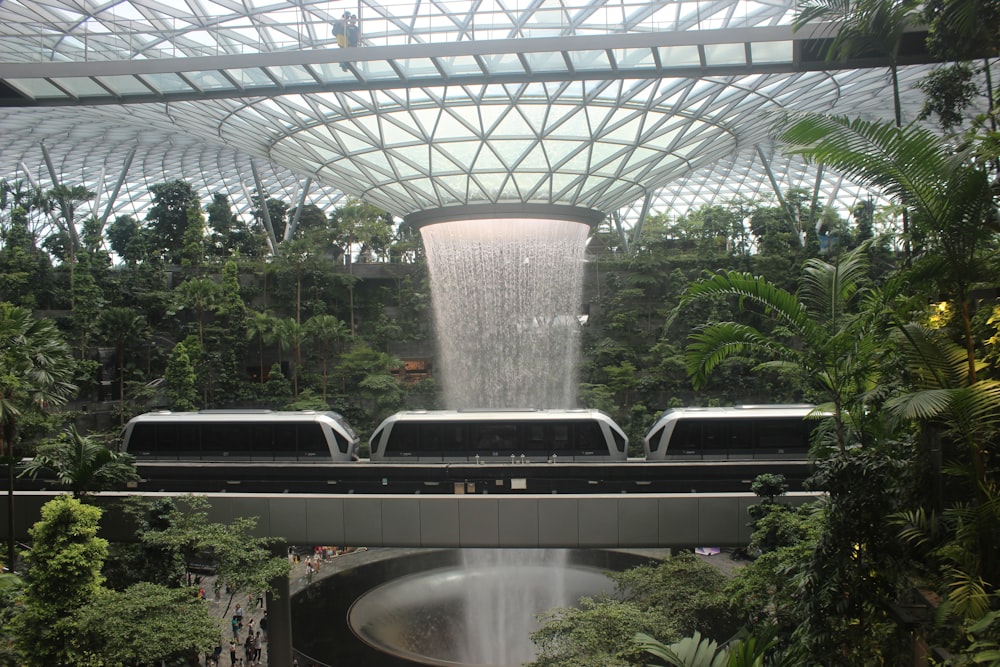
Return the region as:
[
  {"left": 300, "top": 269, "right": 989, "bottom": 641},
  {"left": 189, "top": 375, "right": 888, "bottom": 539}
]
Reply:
[
  {"left": 369, "top": 409, "right": 628, "bottom": 463},
  {"left": 120, "top": 409, "right": 360, "bottom": 462},
  {"left": 643, "top": 404, "right": 823, "bottom": 461}
]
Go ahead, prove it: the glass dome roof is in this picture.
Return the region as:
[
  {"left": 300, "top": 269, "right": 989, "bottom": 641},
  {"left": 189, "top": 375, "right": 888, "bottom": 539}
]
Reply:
[{"left": 0, "top": 0, "right": 988, "bottom": 238}]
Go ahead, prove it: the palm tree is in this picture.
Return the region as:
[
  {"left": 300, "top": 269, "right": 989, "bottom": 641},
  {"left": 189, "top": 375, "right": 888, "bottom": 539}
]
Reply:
[
  {"left": 778, "top": 114, "right": 997, "bottom": 385},
  {"left": 305, "top": 314, "right": 350, "bottom": 402},
  {"left": 887, "top": 324, "right": 1000, "bottom": 618},
  {"left": 793, "top": 0, "right": 920, "bottom": 128},
  {"left": 0, "top": 303, "right": 77, "bottom": 570},
  {"left": 19, "top": 425, "right": 137, "bottom": 499},
  {"left": 98, "top": 306, "right": 148, "bottom": 425},
  {"left": 246, "top": 310, "right": 274, "bottom": 384},
  {"left": 172, "top": 277, "right": 220, "bottom": 346},
  {"left": 675, "top": 243, "right": 896, "bottom": 451},
  {"left": 271, "top": 317, "right": 307, "bottom": 398}
]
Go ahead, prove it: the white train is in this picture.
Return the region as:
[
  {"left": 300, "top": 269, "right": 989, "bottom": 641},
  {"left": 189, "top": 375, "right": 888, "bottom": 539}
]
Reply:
[
  {"left": 120, "top": 410, "right": 360, "bottom": 462},
  {"left": 368, "top": 409, "right": 629, "bottom": 463},
  {"left": 643, "top": 404, "right": 822, "bottom": 460}
]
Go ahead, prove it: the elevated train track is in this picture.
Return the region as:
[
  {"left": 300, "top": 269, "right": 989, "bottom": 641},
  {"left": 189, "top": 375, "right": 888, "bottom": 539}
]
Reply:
[{"left": 125, "top": 459, "right": 812, "bottom": 495}]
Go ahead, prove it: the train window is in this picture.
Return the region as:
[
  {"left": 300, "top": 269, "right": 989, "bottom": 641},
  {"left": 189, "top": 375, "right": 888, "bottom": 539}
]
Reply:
[
  {"left": 755, "top": 418, "right": 811, "bottom": 455},
  {"left": 573, "top": 421, "right": 604, "bottom": 455},
  {"left": 646, "top": 425, "right": 665, "bottom": 453},
  {"left": 671, "top": 420, "right": 702, "bottom": 455},
  {"left": 611, "top": 426, "right": 627, "bottom": 453},
  {"left": 473, "top": 424, "right": 516, "bottom": 453},
  {"left": 296, "top": 423, "right": 328, "bottom": 457},
  {"left": 202, "top": 422, "right": 253, "bottom": 457},
  {"left": 272, "top": 424, "right": 300, "bottom": 456},
  {"left": 249, "top": 424, "right": 274, "bottom": 458},
  {"left": 385, "top": 421, "right": 419, "bottom": 455},
  {"left": 369, "top": 427, "right": 384, "bottom": 456},
  {"left": 128, "top": 423, "right": 158, "bottom": 456},
  {"left": 701, "top": 421, "right": 733, "bottom": 457},
  {"left": 332, "top": 429, "right": 350, "bottom": 454},
  {"left": 549, "top": 423, "right": 571, "bottom": 454}
]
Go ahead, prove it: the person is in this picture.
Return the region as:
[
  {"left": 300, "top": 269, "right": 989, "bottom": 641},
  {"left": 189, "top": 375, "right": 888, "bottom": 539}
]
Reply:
[
  {"left": 229, "top": 640, "right": 238, "bottom": 666},
  {"left": 346, "top": 14, "right": 360, "bottom": 47},
  {"left": 333, "top": 11, "right": 349, "bottom": 47},
  {"left": 259, "top": 611, "right": 268, "bottom": 642},
  {"left": 231, "top": 615, "right": 240, "bottom": 640}
]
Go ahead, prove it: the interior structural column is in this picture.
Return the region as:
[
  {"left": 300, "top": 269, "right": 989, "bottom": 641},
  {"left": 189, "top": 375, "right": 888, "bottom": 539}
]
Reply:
[{"left": 266, "top": 571, "right": 293, "bottom": 667}]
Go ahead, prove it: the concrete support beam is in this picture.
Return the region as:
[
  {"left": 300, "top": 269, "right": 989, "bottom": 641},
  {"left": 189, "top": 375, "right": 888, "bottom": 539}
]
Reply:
[{"left": 0, "top": 491, "right": 820, "bottom": 550}]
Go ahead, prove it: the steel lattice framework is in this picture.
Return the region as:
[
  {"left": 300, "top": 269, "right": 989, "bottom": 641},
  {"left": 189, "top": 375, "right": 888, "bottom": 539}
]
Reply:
[{"left": 0, "top": 0, "right": 991, "bottom": 243}]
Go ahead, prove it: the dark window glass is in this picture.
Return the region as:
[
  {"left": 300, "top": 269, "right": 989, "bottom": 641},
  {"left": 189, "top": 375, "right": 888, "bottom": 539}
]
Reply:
[
  {"left": 473, "top": 424, "right": 517, "bottom": 453},
  {"left": 201, "top": 423, "right": 253, "bottom": 455},
  {"left": 127, "top": 423, "right": 158, "bottom": 455},
  {"left": 272, "top": 424, "right": 299, "bottom": 455},
  {"left": 250, "top": 424, "right": 273, "bottom": 458},
  {"left": 671, "top": 421, "right": 701, "bottom": 454},
  {"left": 611, "top": 427, "right": 627, "bottom": 454},
  {"left": 701, "top": 421, "right": 731, "bottom": 455},
  {"left": 297, "top": 423, "right": 328, "bottom": 455},
  {"left": 386, "top": 421, "right": 420, "bottom": 456},
  {"left": 755, "top": 418, "right": 813, "bottom": 455},
  {"left": 646, "top": 425, "right": 665, "bottom": 453},
  {"left": 573, "top": 422, "right": 604, "bottom": 455}
]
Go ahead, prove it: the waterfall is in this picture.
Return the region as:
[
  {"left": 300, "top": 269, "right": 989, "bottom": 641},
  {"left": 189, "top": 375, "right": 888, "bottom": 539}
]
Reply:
[
  {"left": 420, "top": 218, "right": 590, "bottom": 409},
  {"left": 456, "top": 549, "right": 571, "bottom": 666}
]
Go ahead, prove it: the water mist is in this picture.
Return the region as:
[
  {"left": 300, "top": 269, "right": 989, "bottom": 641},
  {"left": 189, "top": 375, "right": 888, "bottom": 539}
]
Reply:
[{"left": 420, "top": 218, "right": 590, "bottom": 410}]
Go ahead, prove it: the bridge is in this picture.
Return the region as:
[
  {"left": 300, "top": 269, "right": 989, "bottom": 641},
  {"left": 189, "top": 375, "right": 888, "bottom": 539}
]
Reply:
[{"left": 2, "top": 489, "right": 819, "bottom": 548}]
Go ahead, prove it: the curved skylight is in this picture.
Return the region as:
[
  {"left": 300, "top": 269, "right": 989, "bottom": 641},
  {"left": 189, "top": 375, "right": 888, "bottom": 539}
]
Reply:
[{"left": 0, "top": 0, "right": 991, "bottom": 243}]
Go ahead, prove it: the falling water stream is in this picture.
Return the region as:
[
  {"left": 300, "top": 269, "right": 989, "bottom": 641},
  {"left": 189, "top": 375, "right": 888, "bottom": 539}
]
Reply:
[
  {"left": 346, "top": 217, "right": 599, "bottom": 666},
  {"left": 420, "top": 218, "right": 590, "bottom": 409},
  {"left": 347, "top": 550, "right": 614, "bottom": 667}
]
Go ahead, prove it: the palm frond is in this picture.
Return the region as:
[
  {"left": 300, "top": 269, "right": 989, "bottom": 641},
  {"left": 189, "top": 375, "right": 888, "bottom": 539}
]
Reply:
[
  {"left": 686, "top": 323, "right": 790, "bottom": 390},
  {"left": 799, "top": 245, "right": 870, "bottom": 327},
  {"left": 778, "top": 114, "right": 970, "bottom": 226},
  {"left": 678, "top": 271, "right": 820, "bottom": 342},
  {"left": 884, "top": 388, "right": 955, "bottom": 420},
  {"left": 891, "top": 322, "right": 969, "bottom": 389},
  {"left": 634, "top": 631, "right": 729, "bottom": 667}
]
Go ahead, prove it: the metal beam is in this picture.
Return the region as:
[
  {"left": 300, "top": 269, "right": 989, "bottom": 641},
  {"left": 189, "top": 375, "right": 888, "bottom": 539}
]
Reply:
[
  {"left": 249, "top": 159, "right": 279, "bottom": 252},
  {"left": 285, "top": 177, "right": 312, "bottom": 242},
  {"left": 99, "top": 145, "right": 137, "bottom": 228}
]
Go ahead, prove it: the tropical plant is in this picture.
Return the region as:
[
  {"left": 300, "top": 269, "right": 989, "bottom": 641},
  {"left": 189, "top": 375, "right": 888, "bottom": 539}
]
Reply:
[
  {"left": 306, "top": 313, "right": 350, "bottom": 401},
  {"left": 172, "top": 276, "right": 220, "bottom": 345},
  {"left": 793, "top": 0, "right": 920, "bottom": 128},
  {"left": 633, "top": 630, "right": 729, "bottom": 667},
  {"left": 0, "top": 303, "right": 77, "bottom": 570},
  {"left": 888, "top": 324, "right": 1000, "bottom": 620},
  {"left": 98, "top": 306, "right": 148, "bottom": 424},
  {"left": 138, "top": 495, "right": 291, "bottom": 618},
  {"left": 778, "top": 114, "right": 998, "bottom": 385},
  {"left": 674, "top": 243, "right": 896, "bottom": 451},
  {"left": 11, "top": 496, "right": 107, "bottom": 667},
  {"left": 19, "top": 425, "right": 137, "bottom": 498}
]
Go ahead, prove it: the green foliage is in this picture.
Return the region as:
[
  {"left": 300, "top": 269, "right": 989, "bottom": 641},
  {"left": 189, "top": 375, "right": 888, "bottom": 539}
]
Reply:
[
  {"left": 531, "top": 597, "right": 665, "bottom": 667},
  {"left": 145, "top": 180, "right": 202, "bottom": 264},
  {"left": 13, "top": 496, "right": 107, "bottom": 667},
  {"left": 138, "top": 495, "right": 292, "bottom": 615},
  {"left": 19, "top": 425, "right": 137, "bottom": 497},
  {"left": 677, "top": 244, "right": 898, "bottom": 451},
  {"left": 73, "top": 582, "right": 219, "bottom": 666},
  {"left": 530, "top": 553, "right": 739, "bottom": 667},
  {"left": 633, "top": 630, "right": 729, "bottom": 667},
  {"left": 164, "top": 340, "right": 199, "bottom": 410}
]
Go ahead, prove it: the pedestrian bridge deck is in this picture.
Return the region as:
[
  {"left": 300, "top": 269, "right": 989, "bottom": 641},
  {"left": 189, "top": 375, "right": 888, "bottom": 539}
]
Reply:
[{"left": 2, "top": 490, "right": 820, "bottom": 549}]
